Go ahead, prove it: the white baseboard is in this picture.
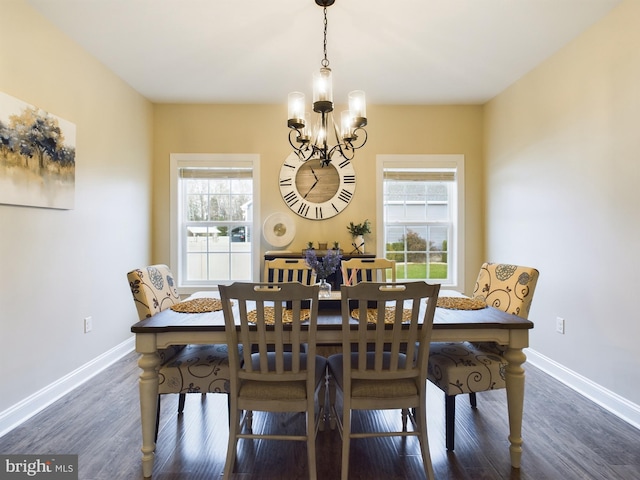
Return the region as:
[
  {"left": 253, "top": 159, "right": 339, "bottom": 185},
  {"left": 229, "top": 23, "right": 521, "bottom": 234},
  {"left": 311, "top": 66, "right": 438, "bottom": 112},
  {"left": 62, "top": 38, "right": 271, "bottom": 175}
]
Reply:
[
  {"left": 526, "top": 348, "right": 640, "bottom": 430},
  {"left": 0, "top": 337, "right": 135, "bottom": 438}
]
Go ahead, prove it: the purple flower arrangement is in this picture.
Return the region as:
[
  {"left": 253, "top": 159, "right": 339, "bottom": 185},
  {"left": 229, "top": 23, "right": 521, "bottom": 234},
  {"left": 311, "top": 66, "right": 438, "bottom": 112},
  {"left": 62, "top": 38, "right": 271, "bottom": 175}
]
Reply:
[{"left": 304, "top": 248, "right": 342, "bottom": 280}]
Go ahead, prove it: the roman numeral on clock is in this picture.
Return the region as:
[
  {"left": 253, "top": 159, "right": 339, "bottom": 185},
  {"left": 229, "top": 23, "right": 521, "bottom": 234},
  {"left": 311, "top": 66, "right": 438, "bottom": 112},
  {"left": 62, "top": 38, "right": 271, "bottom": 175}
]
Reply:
[
  {"left": 283, "top": 191, "right": 299, "bottom": 207},
  {"left": 298, "top": 202, "right": 310, "bottom": 217},
  {"left": 338, "top": 189, "right": 353, "bottom": 203},
  {"left": 343, "top": 175, "right": 355, "bottom": 184}
]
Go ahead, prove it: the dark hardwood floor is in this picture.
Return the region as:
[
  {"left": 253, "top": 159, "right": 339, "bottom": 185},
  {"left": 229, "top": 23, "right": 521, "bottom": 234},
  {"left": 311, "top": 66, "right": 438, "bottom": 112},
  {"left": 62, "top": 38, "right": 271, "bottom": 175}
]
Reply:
[{"left": 1, "top": 351, "right": 638, "bottom": 479}]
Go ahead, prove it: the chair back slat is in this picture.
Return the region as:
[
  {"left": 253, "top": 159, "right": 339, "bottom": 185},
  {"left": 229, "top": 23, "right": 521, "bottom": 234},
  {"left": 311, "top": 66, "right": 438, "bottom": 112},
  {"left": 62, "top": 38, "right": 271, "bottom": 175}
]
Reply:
[
  {"left": 340, "top": 282, "right": 440, "bottom": 382},
  {"left": 264, "top": 258, "right": 317, "bottom": 285},
  {"left": 220, "top": 282, "right": 319, "bottom": 384},
  {"left": 341, "top": 258, "right": 396, "bottom": 285}
]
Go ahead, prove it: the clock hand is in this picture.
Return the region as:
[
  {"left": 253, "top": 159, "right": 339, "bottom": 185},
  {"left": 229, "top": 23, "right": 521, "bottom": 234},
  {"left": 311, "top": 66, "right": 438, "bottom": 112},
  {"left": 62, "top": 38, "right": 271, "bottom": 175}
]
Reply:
[
  {"left": 303, "top": 180, "right": 319, "bottom": 199},
  {"left": 310, "top": 167, "right": 318, "bottom": 181}
]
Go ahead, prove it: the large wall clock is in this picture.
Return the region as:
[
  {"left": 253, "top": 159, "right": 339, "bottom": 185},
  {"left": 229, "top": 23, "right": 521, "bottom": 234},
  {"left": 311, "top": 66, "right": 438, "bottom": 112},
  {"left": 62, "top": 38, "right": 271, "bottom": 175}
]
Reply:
[{"left": 279, "top": 152, "right": 356, "bottom": 220}]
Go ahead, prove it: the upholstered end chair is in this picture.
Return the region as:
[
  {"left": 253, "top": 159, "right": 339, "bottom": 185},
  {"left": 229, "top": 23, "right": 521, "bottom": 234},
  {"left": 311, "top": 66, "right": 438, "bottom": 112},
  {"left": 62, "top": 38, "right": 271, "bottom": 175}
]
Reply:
[
  {"left": 127, "top": 264, "right": 233, "bottom": 438},
  {"left": 427, "top": 262, "right": 539, "bottom": 451},
  {"left": 473, "top": 262, "right": 539, "bottom": 319},
  {"left": 470, "top": 262, "right": 539, "bottom": 355},
  {"left": 128, "top": 264, "right": 184, "bottom": 365}
]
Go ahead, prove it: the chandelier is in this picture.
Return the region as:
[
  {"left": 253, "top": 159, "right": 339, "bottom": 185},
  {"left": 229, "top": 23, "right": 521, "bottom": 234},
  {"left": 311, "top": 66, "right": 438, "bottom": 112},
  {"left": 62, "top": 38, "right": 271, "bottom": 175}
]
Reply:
[{"left": 287, "top": 0, "right": 368, "bottom": 167}]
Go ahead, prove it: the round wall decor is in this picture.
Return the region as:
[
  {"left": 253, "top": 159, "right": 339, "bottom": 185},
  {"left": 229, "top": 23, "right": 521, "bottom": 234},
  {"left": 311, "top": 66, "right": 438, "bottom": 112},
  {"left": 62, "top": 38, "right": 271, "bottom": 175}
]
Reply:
[{"left": 262, "top": 212, "right": 296, "bottom": 247}]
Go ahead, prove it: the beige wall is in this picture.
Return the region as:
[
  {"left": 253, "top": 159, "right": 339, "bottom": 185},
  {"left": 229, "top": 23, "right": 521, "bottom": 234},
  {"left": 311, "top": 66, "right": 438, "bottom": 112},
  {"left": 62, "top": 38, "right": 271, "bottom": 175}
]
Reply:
[
  {"left": 484, "top": 0, "right": 640, "bottom": 406},
  {"left": 153, "top": 104, "right": 484, "bottom": 292},
  {"left": 0, "top": 1, "right": 153, "bottom": 413}
]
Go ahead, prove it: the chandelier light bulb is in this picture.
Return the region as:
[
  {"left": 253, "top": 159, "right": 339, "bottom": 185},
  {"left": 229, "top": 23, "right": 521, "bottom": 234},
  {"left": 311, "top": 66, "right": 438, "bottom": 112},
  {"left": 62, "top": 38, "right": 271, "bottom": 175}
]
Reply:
[{"left": 341, "top": 110, "right": 355, "bottom": 141}]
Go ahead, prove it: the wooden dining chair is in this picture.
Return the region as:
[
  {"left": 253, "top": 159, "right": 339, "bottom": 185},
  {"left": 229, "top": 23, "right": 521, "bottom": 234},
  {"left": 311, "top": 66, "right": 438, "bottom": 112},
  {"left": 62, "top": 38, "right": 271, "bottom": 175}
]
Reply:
[
  {"left": 340, "top": 257, "right": 396, "bottom": 285},
  {"left": 127, "top": 265, "right": 233, "bottom": 440},
  {"left": 427, "top": 262, "right": 539, "bottom": 451},
  {"left": 264, "top": 258, "right": 317, "bottom": 285},
  {"left": 219, "top": 282, "right": 326, "bottom": 480},
  {"left": 327, "top": 281, "right": 440, "bottom": 480}
]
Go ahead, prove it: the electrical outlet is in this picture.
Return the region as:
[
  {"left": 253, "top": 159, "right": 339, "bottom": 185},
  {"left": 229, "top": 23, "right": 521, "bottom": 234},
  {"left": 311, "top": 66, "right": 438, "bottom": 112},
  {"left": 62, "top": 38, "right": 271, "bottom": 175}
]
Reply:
[
  {"left": 84, "top": 316, "right": 93, "bottom": 333},
  {"left": 555, "top": 317, "right": 565, "bottom": 334}
]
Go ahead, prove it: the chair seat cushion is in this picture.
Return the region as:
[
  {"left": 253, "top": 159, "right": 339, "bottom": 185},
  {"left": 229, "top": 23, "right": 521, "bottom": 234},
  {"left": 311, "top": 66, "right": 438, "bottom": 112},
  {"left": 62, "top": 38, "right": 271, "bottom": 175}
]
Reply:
[
  {"left": 159, "top": 344, "right": 233, "bottom": 395},
  {"left": 327, "top": 352, "right": 417, "bottom": 398},
  {"left": 427, "top": 342, "right": 507, "bottom": 395},
  {"left": 239, "top": 353, "right": 327, "bottom": 400}
]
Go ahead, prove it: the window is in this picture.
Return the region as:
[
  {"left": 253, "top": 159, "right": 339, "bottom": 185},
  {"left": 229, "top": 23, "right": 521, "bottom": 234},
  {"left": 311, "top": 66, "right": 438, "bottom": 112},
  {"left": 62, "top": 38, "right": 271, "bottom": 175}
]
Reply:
[
  {"left": 170, "top": 154, "right": 260, "bottom": 291},
  {"left": 376, "top": 155, "right": 464, "bottom": 289}
]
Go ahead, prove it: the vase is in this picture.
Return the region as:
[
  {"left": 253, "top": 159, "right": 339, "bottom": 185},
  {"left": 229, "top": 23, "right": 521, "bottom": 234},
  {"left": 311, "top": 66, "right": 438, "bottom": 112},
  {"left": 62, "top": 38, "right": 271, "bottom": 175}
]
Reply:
[
  {"left": 352, "top": 235, "right": 365, "bottom": 254},
  {"left": 318, "top": 278, "right": 332, "bottom": 298}
]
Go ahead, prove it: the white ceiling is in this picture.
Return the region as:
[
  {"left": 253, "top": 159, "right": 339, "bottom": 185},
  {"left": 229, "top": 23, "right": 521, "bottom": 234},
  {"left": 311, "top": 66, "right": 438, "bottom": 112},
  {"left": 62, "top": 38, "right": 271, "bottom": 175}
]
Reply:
[{"left": 27, "top": 0, "right": 621, "bottom": 105}]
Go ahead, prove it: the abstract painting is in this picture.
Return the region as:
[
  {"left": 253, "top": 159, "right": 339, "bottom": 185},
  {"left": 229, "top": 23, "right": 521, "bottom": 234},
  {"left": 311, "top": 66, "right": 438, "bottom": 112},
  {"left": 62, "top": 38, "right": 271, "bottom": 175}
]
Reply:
[{"left": 0, "top": 91, "right": 76, "bottom": 209}]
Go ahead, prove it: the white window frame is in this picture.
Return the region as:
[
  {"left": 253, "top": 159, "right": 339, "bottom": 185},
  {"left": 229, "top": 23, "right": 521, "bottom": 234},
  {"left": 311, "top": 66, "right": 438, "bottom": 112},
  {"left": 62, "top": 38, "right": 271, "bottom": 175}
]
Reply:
[
  {"left": 170, "top": 153, "right": 261, "bottom": 294},
  {"left": 376, "top": 154, "right": 465, "bottom": 290}
]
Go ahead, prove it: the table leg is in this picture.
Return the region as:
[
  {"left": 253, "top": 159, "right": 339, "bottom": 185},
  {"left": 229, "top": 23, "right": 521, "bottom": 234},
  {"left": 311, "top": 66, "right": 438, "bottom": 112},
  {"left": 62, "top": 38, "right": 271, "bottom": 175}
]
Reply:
[
  {"left": 137, "top": 350, "right": 160, "bottom": 478},
  {"left": 503, "top": 345, "right": 527, "bottom": 468}
]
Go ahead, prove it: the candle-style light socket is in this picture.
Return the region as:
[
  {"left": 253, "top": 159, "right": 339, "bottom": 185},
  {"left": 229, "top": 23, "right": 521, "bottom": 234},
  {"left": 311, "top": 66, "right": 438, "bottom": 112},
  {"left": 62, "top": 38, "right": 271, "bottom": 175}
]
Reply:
[
  {"left": 341, "top": 110, "right": 356, "bottom": 141},
  {"left": 313, "top": 67, "right": 333, "bottom": 104},
  {"left": 287, "top": 92, "right": 306, "bottom": 129},
  {"left": 348, "top": 90, "right": 367, "bottom": 127}
]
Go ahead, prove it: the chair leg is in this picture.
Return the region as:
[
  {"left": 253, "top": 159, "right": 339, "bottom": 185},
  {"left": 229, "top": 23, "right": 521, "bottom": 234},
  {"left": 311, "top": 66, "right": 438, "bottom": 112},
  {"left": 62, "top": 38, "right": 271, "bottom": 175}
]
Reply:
[
  {"left": 341, "top": 405, "right": 351, "bottom": 480},
  {"left": 155, "top": 395, "right": 161, "bottom": 443},
  {"left": 416, "top": 404, "right": 435, "bottom": 480},
  {"left": 178, "top": 393, "right": 186, "bottom": 413},
  {"left": 445, "top": 394, "right": 456, "bottom": 451},
  {"left": 308, "top": 397, "right": 318, "bottom": 480},
  {"left": 318, "top": 371, "right": 327, "bottom": 432},
  {"left": 328, "top": 373, "right": 337, "bottom": 430},
  {"left": 469, "top": 392, "right": 477, "bottom": 408},
  {"left": 224, "top": 403, "right": 240, "bottom": 478}
]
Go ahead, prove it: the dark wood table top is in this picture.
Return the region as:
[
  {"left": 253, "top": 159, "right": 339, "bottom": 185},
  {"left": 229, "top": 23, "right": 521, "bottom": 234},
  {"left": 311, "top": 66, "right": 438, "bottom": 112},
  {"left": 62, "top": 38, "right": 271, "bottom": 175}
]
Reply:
[{"left": 131, "top": 303, "right": 533, "bottom": 334}]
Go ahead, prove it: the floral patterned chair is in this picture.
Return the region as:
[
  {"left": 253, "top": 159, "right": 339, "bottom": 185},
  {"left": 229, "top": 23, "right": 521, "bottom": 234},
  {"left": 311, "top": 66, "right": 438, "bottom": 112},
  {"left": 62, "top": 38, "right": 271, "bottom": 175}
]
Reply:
[
  {"left": 127, "top": 264, "right": 233, "bottom": 439},
  {"left": 427, "top": 262, "right": 539, "bottom": 451}
]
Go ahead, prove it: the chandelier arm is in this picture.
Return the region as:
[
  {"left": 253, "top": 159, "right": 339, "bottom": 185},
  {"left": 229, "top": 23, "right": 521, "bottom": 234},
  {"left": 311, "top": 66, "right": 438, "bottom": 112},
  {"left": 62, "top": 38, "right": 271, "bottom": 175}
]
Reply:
[
  {"left": 327, "top": 143, "right": 353, "bottom": 161},
  {"left": 348, "top": 127, "right": 368, "bottom": 150},
  {"left": 289, "top": 130, "right": 316, "bottom": 162},
  {"left": 288, "top": 129, "right": 306, "bottom": 149}
]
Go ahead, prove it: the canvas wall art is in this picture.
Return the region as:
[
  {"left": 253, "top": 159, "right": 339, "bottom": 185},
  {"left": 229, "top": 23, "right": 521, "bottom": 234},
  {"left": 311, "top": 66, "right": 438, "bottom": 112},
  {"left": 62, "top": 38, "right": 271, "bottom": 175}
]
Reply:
[{"left": 0, "top": 91, "right": 76, "bottom": 209}]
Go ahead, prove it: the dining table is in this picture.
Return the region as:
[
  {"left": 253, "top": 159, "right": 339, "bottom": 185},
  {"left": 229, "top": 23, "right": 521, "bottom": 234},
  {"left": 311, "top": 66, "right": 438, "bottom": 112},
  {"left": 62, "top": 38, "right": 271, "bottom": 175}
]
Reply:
[{"left": 131, "top": 290, "right": 534, "bottom": 478}]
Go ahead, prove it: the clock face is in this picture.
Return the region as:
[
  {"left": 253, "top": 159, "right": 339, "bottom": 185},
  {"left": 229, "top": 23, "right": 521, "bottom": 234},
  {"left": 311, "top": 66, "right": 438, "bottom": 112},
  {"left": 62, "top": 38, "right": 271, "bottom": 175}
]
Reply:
[{"left": 279, "top": 153, "right": 356, "bottom": 220}]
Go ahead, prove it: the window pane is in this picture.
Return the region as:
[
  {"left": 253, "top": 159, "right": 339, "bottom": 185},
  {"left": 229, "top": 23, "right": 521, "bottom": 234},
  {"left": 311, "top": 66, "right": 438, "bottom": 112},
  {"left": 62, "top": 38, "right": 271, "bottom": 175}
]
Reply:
[
  {"left": 178, "top": 163, "right": 254, "bottom": 285},
  {"left": 186, "top": 226, "right": 210, "bottom": 252},
  {"left": 207, "top": 253, "right": 230, "bottom": 281},
  {"left": 383, "top": 169, "right": 455, "bottom": 283}
]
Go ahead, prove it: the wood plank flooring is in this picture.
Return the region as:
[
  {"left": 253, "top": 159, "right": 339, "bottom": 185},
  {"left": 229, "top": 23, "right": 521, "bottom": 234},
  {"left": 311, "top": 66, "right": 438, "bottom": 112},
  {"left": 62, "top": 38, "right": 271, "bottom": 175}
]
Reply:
[{"left": 1, "top": 351, "right": 638, "bottom": 479}]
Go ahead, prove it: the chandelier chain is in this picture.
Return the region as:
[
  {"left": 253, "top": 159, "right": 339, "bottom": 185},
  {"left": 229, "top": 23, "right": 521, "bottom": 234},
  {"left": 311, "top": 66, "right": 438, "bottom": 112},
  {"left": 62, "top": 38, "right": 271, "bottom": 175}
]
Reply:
[{"left": 321, "top": 7, "right": 329, "bottom": 68}]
